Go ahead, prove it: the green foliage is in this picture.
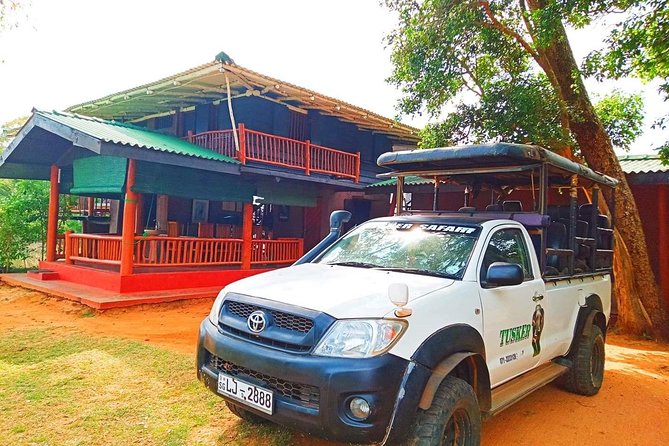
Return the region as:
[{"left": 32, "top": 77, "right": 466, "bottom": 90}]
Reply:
[
  {"left": 0, "top": 179, "right": 49, "bottom": 271},
  {"left": 418, "top": 74, "right": 572, "bottom": 149},
  {"left": 580, "top": 0, "right": 669, "bottom": 157},
  {"left": 593, "top": 90, "right": 644, "bottom": 151},
  {"left": 386, "top": 0, "right": 649, "bottom": 156}
]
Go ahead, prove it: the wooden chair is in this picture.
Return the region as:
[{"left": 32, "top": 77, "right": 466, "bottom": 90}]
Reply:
[
  {"left": 167, "top": 221, "right": 181, "bottom": 237},
  {"left": 198, "top": 222, "right": 214, "bottom": 238},
  {"left": 215, "top": 224, "right": 231, "bottom": 238}
]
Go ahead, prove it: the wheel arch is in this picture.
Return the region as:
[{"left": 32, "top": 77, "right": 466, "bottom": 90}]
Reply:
[
  {"left": 411, "top": 324, "right": 491, "bottom": 413},
  {"left": 568, "top": 293, "right": 607, "bottom": 356}
]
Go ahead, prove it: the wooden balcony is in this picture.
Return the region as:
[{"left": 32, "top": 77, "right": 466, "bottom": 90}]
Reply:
[
  {"left": 64, "top": 233, "right": 303, "bottom": 269},
  {"left": 187, "top": 124, "right": 360, "bottom": 182}
]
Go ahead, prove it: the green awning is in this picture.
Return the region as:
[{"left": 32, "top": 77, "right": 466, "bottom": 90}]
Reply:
[
  {"left": 35, "top": 110, "right": 239, "bottom": 163},
  {"left": 69, "top": 155, "right": 127, "bottom": 195},
  {"left": 133, "top": 161, "right": 254, "bottom": 202},
  {"left": 256, "top": 182, "right": 318, "bottom": 207}
]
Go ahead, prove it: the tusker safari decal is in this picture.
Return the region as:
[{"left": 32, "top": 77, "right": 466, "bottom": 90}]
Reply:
[
  {"left": 532, "top": 304, "right": 545, "bottom": 357},
  {"left": 498, "top": 304, "right": 546, "bottom": 358},
  {"left": 499, "top": 324, "right": 531, "bottom": 347}
]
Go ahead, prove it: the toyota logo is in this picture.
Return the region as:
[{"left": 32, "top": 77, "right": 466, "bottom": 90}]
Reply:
[{"left": 247, "top": 310, "right": 267, "bottom": 333}]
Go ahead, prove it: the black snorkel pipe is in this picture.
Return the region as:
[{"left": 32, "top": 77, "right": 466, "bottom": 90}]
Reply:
[{"left": 293, "top": 210, "right": 352, "bottom": 265}]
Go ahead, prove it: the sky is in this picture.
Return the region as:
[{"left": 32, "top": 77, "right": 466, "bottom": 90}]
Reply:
[{"left": 0, "top": 0, "right": 666, "bottom": 155}]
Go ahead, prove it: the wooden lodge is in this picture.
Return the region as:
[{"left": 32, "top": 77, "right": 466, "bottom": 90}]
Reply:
[{"left": 0, "top": 54, "right": 419, "bottom": 296}]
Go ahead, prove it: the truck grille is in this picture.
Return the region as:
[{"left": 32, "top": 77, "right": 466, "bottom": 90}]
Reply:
[
  {"left": 209, "top": 354, "right": 320, "bottom": 410},
  {"left": 227, "top": 300, "right": 314, "bottom": 334}
]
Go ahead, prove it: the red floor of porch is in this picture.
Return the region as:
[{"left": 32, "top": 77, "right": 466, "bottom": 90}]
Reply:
[{"left": 0, "top": 273, "right": 223, "bottom": 309}]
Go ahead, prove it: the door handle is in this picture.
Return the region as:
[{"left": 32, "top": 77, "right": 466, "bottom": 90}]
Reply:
[{"left": 532, "top": 292, "right": 544, "bottom": 302}]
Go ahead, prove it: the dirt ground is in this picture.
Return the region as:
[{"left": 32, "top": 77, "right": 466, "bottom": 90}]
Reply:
[{"left": 1, "top": 283, "right": 668, "bottom": 445}]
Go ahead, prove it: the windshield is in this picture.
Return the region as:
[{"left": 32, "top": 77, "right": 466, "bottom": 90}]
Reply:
[{"left": 315, "top": 221, "right": 480, "bottom": 279}]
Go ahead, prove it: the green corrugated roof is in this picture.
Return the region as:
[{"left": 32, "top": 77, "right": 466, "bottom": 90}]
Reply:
[
  {"left": 366, "top": 175, "right": 434, "bottom": 188},
  {"left": 618, "top": 154, "right": 668, "bottom": 174},
  {"left": 35, "top": 110, "right": 239, "bottom": 164}
]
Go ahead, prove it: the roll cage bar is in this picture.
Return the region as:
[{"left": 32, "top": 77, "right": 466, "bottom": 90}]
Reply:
[{"left": 377, "top": 143, "right": 619, "bottom": 279}]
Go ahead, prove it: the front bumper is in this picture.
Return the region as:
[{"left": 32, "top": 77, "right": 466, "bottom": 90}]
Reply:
[{"left": 197, "top": 318, "right": 410, "bottom": 444}]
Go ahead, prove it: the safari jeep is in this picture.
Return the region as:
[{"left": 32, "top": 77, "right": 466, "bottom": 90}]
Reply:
[{"left": 197, "top": 143, "right": 617, "bottom": 445}]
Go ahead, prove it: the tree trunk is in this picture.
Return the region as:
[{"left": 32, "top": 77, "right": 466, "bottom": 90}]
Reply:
[{"left": 528, "top": 5, "right": 669, "bottom": 339}]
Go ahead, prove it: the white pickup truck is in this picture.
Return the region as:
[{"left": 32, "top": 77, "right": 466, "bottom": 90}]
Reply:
[{"left": 197, "top": 143, "right": 618, "bottom": 445}]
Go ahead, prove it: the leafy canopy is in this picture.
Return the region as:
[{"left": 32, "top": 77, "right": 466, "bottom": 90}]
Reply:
[{"left": 385, "top": 0, "right": 645, "bottom": 153}]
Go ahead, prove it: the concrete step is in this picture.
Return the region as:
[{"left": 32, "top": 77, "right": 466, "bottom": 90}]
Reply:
[{"left": 26, "top": 269, "right": 60, "bottom": 281}]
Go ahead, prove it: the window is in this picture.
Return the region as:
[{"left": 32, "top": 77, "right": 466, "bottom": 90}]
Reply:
[{"left": 480, "top": 228, "right": 533, "bottom": 283}]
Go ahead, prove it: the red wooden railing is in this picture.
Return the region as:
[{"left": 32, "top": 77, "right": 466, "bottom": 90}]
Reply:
[
  {"left": 134, "top": 236, "right": 243, "bottom": 267},
  {"left": 251, "top": 239, "right": 304, "bottom": 265},
  {"left": 65, "top": 233, "right": 122, "bottom": 265},
  {"left": 65, "top": 233, "right": 303, "bottom": 268},
  {"left": 187, "top": 130, "right": 237, "bottom": 158},
  {"left": 186, "top": 125, "right": 360, "bottom": 182}
]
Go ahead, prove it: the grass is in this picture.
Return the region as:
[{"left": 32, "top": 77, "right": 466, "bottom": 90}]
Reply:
[{"left": 0, "top": 328, "right": 297, "bottom": 446}]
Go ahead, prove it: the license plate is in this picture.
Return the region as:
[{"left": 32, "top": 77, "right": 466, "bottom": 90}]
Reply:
[{"left": 217, "top": 372, "right": 274, "bottom": 415}]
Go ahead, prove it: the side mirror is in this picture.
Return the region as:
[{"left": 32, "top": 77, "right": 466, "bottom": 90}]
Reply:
[
  {"left": 486, "top": 262, "right": 524, "bottom": 287},
  {"left": 388, "top": 283, "right": 409, "bottom": 307}
]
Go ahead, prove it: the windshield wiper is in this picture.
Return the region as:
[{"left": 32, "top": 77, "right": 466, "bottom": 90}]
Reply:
[
  {"left": 326, "top": 261, "right": 382, "bottom": 269},
  {"left": 376, "top": 267, "right": 458, "bottom": 279}
]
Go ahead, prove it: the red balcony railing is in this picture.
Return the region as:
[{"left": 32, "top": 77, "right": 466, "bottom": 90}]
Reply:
[
  {"left": 65, "top": 233, "right": 122, "bottom": 265},
  {"left": 64, "top": 233, "right": 303, "bottom": 268},
  {"left": 186, "top": 124, "right": 360, "bottom": 182}
]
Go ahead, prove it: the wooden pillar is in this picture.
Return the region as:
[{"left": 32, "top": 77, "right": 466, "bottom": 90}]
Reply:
[
  {"left": 156, "top": 195, "right": 169, "bottom": 231},
  {"left": 109, "top": 200, "right": 121, "bottom": 234},
  {"left": 120, "top": 159, "right": 139, "bottom": 276},
  {"left": 87, "top": 197, "right": 95, "bottom": 216},
  {"left": 45, "top": 165, "right": 60, "bottom": 262},
  {"left": 241, "top": 202, "right": 253, "bottom": 270},
  {"left": 135, "top": 193, "right": 145, "bottom": 234},
  {"left": 659, "top": 184, "right": 669, "bottom": 307}
]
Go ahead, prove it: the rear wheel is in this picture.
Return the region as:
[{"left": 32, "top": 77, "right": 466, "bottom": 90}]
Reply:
[
  {"left": 404, "top": 376, "right": 481, "bottom": 446},
  {"left": 225, "top": 401, "right": 268, "bottom": 424},
  {"left": 561, "top": 324, "right": 605, "bottom": 396}
]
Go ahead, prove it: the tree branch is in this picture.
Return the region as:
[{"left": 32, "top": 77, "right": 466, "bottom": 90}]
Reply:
[{"left": 477, "top": 1, "right": 541, "bottom": 62}]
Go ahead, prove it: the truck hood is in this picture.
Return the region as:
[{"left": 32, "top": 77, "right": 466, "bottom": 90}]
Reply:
[{"left": 224, "top": 263, "right": 454, "bottom": 319}]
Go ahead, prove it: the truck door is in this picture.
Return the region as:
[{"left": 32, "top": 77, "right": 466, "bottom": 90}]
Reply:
[{"left": 478, "top": 226, "right": 546, "bottom": 387}]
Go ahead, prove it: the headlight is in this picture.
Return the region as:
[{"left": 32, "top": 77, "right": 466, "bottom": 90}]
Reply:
[
  {"left": 208, "top": 291, "right": 227, "bottom": 326},
  {"left": 313, "top": 319, "right": 408, "bottom": 358}
]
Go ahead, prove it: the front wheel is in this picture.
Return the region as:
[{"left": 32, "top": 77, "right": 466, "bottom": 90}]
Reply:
[
  {"left": 403, "top": 376, "right": 481, "bottom": 446},
  {"left": 561, "top": 324, "right": 605, "bottom": 396}
]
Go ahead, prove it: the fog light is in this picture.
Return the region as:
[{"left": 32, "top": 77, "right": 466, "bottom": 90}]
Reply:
[{"left": 349, "top": 397, "right": 371, "bottom": 420}]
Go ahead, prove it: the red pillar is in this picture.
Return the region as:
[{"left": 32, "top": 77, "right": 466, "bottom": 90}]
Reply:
[
  {"left": 120, "top": 159, "right": 139, "bottom": 276},
  {"left": 659, "top": 185, "right": 669, "bottom": 308},
  {"left": 45, "top": 165, "right": 60, "bottom": 262},
  {"left": 241, "top": 202, "right": 253, "bottom": 270}
]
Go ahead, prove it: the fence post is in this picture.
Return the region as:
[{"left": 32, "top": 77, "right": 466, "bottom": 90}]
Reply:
[
  {"left": 354, "top": 152, "right": 361, "bottom": 183},
  {"left": 298, "top": 239, "right": 304, "bottom": 258},
  {"left": 305, "top": 140, "right": 311, "bottom": 175},
  {"left": 238, "top": 123, "right": 246, "bottom": 164},
  {"left": 187, "top": 130, "right": 194, "bottom": 143},
  {"left": 64, "top": 231, "right": 73, "bottom": 265}
]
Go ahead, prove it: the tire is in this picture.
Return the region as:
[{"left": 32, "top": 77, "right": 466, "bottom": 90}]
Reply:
[
  {"left": 403, "top": 376, "right": 481, "bottom": 446},
  {"left": 561, "top": 324, "right": 605, "bottom": 396},
  {"left": 225, "top": 401, "right": 268, "bottom": 424}
]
